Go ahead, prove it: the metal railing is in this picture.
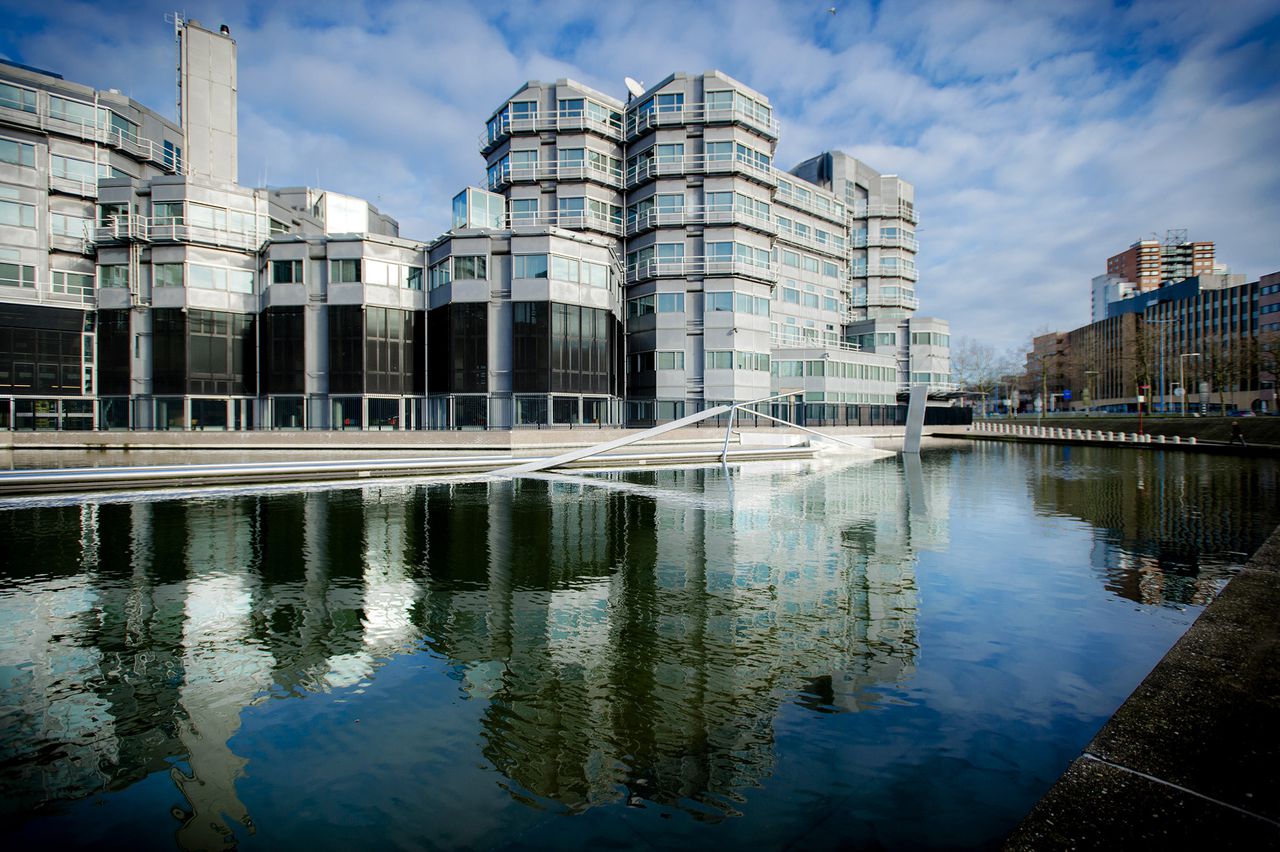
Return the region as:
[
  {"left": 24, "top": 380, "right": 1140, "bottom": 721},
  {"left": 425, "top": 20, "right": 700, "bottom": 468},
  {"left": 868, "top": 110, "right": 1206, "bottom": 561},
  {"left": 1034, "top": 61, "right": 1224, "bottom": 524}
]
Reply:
[
  {"left": 868, "top": 233, "right": 920, "bottom": 251},
  {"left": 847, "top": 203, "right": 919, "bottom": 224},
  {"left": 94, "top": 213, "right": 149, "bottom": 241},
  {"left": 626, "top": 255, "right": 778, "bottom": 284},
  {"left": 48, "top": 174, "right": 99, "bottom": 198},
  {"left": 773, "top": 186, "right": 846, "bottom": 224},
  {"left": 490, "top": 159, "right": 625, "bottom": 189},
  {"left": 625, "top": 204, "right": 777, "bottom": 236},
  {"left": 479, "top": 111, "right": 624, "bottom": 151},
  {"left": 775, "top": 226, "right": 847, "bottom": 257},
  {"left": 770, "top": 332, "right": 863, "bottom": 352},
  {"left": 625, "top": 103, "right": 780, "bottom": 140},
  {"left": 849, "top": 292, "right": 920, "bottom": 310},
  {"left": 625, "top": 153, "right": 777, "bottom": 188},
  {"left": 0, "top": 97, "right": 184, "bottom": 174},
  {"left": 898, "top": 381, "right": 959, "bottom": 395},
  {"left": 506, "top": 211, "right": 623, "bottom": 236},
  {"left": 146, "top": 217, "right": 268, "bottom": 251}
]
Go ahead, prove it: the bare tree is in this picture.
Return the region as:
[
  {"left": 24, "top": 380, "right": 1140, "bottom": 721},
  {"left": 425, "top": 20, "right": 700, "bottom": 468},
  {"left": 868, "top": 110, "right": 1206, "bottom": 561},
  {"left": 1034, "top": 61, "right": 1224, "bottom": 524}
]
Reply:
[{"left": 952, "top": 337, "right": 1014, "bottom": 415}]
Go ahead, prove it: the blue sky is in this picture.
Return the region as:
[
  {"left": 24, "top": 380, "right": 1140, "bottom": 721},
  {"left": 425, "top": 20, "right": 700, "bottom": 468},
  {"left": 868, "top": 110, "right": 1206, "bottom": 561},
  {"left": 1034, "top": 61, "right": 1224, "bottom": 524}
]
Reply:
[{"left": 2, "top": 0, "right": 1278, "bottom": 350}]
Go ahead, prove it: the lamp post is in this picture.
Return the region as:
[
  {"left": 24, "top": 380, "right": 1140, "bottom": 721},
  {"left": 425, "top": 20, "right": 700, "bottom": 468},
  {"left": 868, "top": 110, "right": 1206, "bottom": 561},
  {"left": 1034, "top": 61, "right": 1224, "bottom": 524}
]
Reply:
[{"left": 1180, "top": 352, "right": 1200, "bottom": 417}]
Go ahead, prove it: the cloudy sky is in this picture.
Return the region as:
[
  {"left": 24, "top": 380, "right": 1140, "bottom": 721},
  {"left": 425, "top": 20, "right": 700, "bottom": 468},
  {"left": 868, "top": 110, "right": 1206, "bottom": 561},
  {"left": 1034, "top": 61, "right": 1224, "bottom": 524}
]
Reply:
[{"left": 3, "top": 0, "right": 1277, "bottom": 348}]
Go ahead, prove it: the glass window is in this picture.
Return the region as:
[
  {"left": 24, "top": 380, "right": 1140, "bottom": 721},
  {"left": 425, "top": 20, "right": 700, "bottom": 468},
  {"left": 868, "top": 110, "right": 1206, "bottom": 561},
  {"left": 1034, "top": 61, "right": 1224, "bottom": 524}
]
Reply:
[
  {"left": 0, "top": 82, "right": 37, "bottom": 113},
  {"left": 706, "top": 350, "right": 732, "bottom": 369},
  {"left": 706, "top": 90, "right": 733, "bottom": 111},
  {"left": 656, "top": 143, "right": 684, "bottom": 163},
  {"left": 272, "top": 259, "right": 303, "bottom": 284},
  {"left": 656, "top": 93, "right": 684, "bottom": 112},
  {"left": 558, "top": 98, "right": 585, "bottom": 117},
  {"left": 657, "top": 292, "right": 684, "bottom": 313},
  {"left": 330, "top": 258, "right": 361, "bottom": 283},
  {"left": 550, "top": 255, "right": 580, "bottom": 282},
  {"left": 511, "top": 198, "right": 538, "bottom": 221},
  {"left": 407, "top": 267, "right": 423, "bottom": 290},
  {"left": 0, "top": 198, "right": 35, "bottom": 228},
  {"left": 154, "top": 263, "right": 184, "bottom": 287},
  {"left": 153, "top": 201, "right": 184, "bottom": 224},
  {"left": 657, "top": 351, "right": 685, "bottom": 370},
  {"left": 584, "top": 261, "right": 609, "bottom": 287},
  {"left": 705, "top": 141, "right": 733, "bottom": 161},
  {"left": 514, "top": 255, "right": 548, "bottom": 279},
  {"left": 98, "top": 265, "right": 128, "bottom": 288},
  {"left": 50, "top": 212, "right": 90, "bottom": 238},
  {"left": 706, "top": 292, "right": 733, "bottom": 312},
  {"left": 0, "top": 137, "right": 35, "bottom": 167},
  {"left": 453, "top": 255, "right": 487, "bottom": 280}
]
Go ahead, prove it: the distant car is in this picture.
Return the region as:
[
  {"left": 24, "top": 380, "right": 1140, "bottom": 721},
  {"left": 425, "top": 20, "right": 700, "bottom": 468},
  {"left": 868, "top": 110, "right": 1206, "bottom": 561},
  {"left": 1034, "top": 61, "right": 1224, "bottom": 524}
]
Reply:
[{"left": 1228, "top": 410, "right": 1255, "bottom": 417}]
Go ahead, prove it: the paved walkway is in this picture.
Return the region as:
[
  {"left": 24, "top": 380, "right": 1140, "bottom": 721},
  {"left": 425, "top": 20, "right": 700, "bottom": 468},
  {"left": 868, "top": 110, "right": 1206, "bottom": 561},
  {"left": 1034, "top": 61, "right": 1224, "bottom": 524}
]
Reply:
[{"left": 1006, "top": 523, "right": 1280, "bottom": 848}]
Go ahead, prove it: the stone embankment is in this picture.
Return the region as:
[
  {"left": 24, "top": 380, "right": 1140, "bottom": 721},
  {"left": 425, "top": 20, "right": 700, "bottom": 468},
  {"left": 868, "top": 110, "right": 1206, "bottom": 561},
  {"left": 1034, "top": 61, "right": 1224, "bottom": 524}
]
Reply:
[
  {"left": 1006, "top": 522, "right": 1280, "bottom": 847},
  {"left": 963, "top": 421, "right": 1276, "bottom": 456}
]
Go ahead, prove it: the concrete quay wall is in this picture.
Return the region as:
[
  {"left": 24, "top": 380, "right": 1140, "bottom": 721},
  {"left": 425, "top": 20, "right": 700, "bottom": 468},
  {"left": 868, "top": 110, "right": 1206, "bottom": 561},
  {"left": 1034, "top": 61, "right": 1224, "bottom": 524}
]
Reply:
[{"left": 1006, "top": 522, "right": 1280, "bottom": 848}]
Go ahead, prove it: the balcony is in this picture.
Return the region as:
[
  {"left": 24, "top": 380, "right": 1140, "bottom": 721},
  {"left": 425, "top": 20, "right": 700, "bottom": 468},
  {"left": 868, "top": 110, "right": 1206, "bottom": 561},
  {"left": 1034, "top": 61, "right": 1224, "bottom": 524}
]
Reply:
[
  {"left": 626, "top": 256, "right": 778, "bottom": 285},
  {"left": 847, "top": 291, "right": 920, "bottom": 314},
  {"left": 48, "top": 174, "right": 99, "bottom": 199},
  {"left": 770, "top": 331, "right": 863, "bottom": 352},
  {"left": 625, "top": 204, "right": 777, "bottom": 237},
  {"left": 94, "top": 213, "right": 149, "bottom": 242},
  {"left": 624, "top": 103, "right": 780, "bottom": 141},
  {"left": 491, "top": 159, "right": 625, "bottom": 190},
  {"left": 0, "top": 96, "right": 185, "bottom": 175},
  {"left": 846, "top": 203, "right": 919, "bottom": 225},
  {"left": 773, "top": 187, "right": 846, "bottom": 224},
  {"left": 147, "top": 218, "right": 266, "bottom": 251},
  {"left": 775, "top": 226, "right": 847, "bottom": 258},
  {"left": 625, "top": 153, "right": 776, "bottom": 189},
  {"left": 854, "top": 264, "right": 919, "bottom": 282},
  {"left": 867, "top": 233, "right": 920, "bottom": 251},
  {"left": 506, "top": 210, "right": 623, "bottom": 237},
  {"left": 478, "top": 110, "right": 624, "bottom": 154}
]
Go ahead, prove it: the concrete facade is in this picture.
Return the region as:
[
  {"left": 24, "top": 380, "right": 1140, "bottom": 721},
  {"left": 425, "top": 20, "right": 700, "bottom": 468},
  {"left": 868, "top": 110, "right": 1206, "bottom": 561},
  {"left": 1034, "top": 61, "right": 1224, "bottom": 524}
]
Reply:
[{"left": 0, "top": 23, "right": 954, "bottom": 431}]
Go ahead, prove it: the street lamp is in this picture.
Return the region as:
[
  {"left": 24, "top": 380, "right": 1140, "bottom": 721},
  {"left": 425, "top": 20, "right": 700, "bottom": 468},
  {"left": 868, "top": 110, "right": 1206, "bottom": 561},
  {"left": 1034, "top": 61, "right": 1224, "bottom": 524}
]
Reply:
[{"left": 1180, "top": 352, "right": 1201, "bottom": 417}]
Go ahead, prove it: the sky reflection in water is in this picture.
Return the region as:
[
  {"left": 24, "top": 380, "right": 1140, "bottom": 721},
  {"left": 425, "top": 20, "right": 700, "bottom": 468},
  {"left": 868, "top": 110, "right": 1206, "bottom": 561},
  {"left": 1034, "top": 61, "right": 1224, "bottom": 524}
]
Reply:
[{"left": 1, "top": 444, "right": 1276, "bottom": 850}]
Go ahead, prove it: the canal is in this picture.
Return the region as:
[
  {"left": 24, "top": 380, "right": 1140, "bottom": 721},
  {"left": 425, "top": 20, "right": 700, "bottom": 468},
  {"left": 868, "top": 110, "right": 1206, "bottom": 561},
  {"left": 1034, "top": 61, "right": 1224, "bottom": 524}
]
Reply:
[{"left": 2, "top": 443, "right": 1276, "bottom": 849}]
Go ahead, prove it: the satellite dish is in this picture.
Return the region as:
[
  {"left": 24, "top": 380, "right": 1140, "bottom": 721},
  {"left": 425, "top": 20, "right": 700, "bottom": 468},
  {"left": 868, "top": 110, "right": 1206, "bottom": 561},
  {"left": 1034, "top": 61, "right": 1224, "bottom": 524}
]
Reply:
[{"left": 624, "top": 77, "right": 646, "bottom": 98}]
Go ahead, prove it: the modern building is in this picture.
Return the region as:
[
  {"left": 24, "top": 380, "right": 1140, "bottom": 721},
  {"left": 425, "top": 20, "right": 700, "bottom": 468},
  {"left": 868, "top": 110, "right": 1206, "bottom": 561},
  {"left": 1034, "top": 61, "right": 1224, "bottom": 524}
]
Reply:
[
  {"left": 1, "top": 20, "right": 953, "bottom": 431},
  {"left": 1031, "top": 271, "right": 1272, "bottom": 414},
  {"left": 1106, "top": 233, "right": 1214, "bottom": 293}
]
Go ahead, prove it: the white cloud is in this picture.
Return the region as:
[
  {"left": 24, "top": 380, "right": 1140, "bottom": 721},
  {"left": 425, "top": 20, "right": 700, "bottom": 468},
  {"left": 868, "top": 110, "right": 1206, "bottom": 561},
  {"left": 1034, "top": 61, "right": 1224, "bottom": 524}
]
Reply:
[{"left": 4, "top": 0, "right": 1277, "bottom": 349}]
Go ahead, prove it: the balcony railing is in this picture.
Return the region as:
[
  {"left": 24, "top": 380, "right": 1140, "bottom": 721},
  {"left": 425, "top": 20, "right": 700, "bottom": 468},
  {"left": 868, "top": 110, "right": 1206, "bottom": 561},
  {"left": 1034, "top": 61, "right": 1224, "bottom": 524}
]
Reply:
[
  {"left": 478, "top": 111, "right": 624, "bottom": 152},
  {"left": 625, "top": 153, "right": 777, "bottom": 188},
  {"left": 775, "top": 226, "right": 847, "bottom": 258},
  {"left": 898, "top": 381, "right": 959, "bottom": 395},
  {"left": 624, "top": 103, "right": 780, "bottom": 140},
  {"left": 0, "top": 96, "right": 185, "bottom": 175},
  {"left": 847, "top": 202, "right": 919, "bottom": 224},
  {"left": 147, "top": 217, "right": 267, "bottom": 251},
  {"left": 770, "top": 332, "right": 863, "bottom": 352},
  {"left": 48, "top": 174, "right": 99, "bottom": 198},
  {"left": 625, "top": 204, "right": 777, "bottom": 237},
  {"left": 848, "top": 291, "right": 920, "bottom": 313},
  {"left": 491, "top": 159, "right": 625, "bottom": 189},
  {"left": 867, "top": 233, "right": 920, "bottom": 251},
  {"left": 506, "top": 211, "right": 623, "bottom": 237},
  {"left": 850, "top": 264, "right": 919, "bottom": 282},
  {"left": 626, "top": 256, "right": 778, "bottom": 284},
  {"left": 773, "top": 187, "right": 846, "bottom": 224},
  {"left": 94, "top": 213, "right": 149, "bottom": 241}
]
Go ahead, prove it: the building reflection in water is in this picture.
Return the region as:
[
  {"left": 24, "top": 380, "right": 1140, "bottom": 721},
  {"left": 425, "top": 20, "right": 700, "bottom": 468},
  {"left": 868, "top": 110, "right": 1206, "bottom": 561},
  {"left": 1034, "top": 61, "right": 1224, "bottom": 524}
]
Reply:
[
  {"left": 1020, "top": 445, "right": 1279, "bottom": 606},
  {"left": 0, "top": 456, "right": 950, "bottom": 840}
]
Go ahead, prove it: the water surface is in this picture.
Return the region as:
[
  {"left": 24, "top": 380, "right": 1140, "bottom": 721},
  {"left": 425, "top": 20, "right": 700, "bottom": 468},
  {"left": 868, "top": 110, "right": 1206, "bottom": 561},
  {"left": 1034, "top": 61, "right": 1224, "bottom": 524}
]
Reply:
[{"left": 1, "top": 444, "right": 1276, "bottom": 850}]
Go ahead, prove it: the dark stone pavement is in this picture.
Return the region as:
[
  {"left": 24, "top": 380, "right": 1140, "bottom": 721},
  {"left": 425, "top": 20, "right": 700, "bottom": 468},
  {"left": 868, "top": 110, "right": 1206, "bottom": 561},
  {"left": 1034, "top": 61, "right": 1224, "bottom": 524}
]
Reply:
[{"left": 1006, "top": 523, "right": 1280, "bottom": 848}]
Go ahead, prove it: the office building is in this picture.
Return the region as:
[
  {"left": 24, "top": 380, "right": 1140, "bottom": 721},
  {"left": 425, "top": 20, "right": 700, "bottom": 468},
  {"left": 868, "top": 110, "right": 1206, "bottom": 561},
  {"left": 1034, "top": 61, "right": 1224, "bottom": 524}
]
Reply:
[{"left": 0, "top": 21, "right": 953, "bottom": 431}]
